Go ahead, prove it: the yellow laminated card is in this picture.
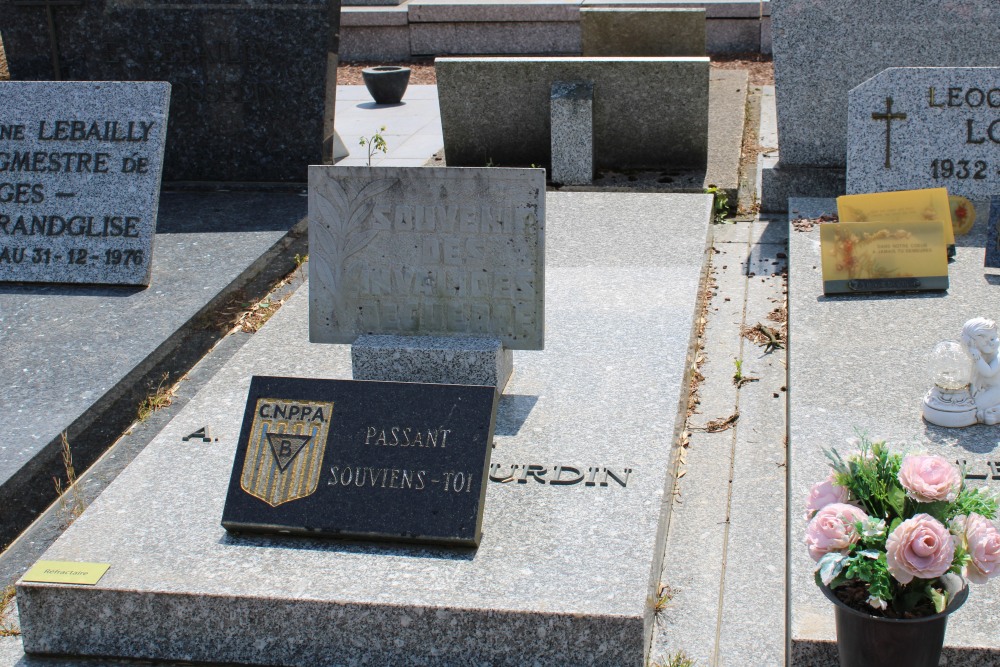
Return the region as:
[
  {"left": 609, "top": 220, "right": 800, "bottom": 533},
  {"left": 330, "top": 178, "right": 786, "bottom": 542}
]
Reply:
[
  {"left": 819, "top": 221, "right": 949, "bottom": 294},
  {"left": 836, "top": 187, "right": 956, "bottom": 249},
  {"left": 21, "top": 561, "right": 110, "bottom": 585}
]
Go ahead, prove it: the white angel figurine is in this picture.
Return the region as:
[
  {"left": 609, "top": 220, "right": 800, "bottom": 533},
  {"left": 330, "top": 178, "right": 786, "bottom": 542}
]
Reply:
[{"left": 962, "top": 317, "right": 1000, "bottom": 425}]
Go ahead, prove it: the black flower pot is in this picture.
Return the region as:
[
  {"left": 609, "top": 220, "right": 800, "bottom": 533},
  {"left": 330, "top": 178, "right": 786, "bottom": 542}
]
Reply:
[
  {"left": 821, "top": 583, "right": 968, "bottom": 667},
  {"left": 362, "top": 66, "right": 411, "bottom": 105}
]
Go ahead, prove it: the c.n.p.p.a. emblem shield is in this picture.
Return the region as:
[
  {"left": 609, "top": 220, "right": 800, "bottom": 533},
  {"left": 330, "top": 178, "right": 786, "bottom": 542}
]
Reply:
[{"left": 240, "top": 398, "right": 334, "bottom": 507}]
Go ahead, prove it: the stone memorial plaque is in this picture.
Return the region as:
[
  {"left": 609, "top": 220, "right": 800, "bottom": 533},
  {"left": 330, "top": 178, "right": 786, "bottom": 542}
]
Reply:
[
  {"left": 3, "top": 0, "right": 339, "bottom": 183},
  {"left": 308, "top": 166, "right": 545, "bottom": 349},
  {"left": 847, "top": 68, "right": 1000, "bottom": 204},
  {"left": 222, "top": 376, "right": 499, "bottom": 546},
  {"left": 0, "top": 81, "right": 169, "bottom": 285}
]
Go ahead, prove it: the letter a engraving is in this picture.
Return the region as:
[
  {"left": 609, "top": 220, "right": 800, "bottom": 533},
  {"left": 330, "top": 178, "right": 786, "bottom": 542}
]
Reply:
[{"left": 240, "top": 398, "right": 334, "bottom": 507}]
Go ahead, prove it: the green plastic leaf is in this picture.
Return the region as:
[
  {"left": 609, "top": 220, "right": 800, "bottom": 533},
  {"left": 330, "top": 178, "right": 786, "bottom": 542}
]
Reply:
[
  {"left": 888, "top": 486, "right": 907, "bottom": 518},
  {"left": 817, "top": 553, "right": 847, "bottom": 586},
  {"left": 929, "top": 585, "right": 946, "bottom": 613},
  {"left": 921, "top": 500, "right": 951, "bottom": 523}
]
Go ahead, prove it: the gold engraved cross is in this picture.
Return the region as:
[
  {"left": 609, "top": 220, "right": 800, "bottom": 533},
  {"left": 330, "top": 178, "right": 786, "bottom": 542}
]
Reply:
[
  {"left": 871, "top": 96, "right": 907, "bottom": 169},
  {"left": 13, "top": 0, "right": 83, "bottom": 80}
]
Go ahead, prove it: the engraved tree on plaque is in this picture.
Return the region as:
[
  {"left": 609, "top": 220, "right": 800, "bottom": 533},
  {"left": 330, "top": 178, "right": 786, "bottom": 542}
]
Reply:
[{"left": 309, "top": 178, "right": 397, "bottom": 327}]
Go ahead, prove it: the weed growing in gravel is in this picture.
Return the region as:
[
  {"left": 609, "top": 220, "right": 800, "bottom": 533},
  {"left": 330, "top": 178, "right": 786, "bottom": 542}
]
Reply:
[
  {"left": 359, "top": 126, "right": 388, "bottom": 166},
  {"left": 0, "top": 586, "right": 19, "bottom": 637}
]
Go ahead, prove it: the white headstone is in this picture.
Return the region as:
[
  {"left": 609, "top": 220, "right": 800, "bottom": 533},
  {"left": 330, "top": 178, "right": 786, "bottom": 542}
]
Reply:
[
  {"left": 308, "top": 166, "right": 545, "bottom": 349},
  {"left": 847, "top": 67, "right": 1000, "bottom": 205},
  {"left": 0, "top": 81, "right": 170, "bottom": 286}
]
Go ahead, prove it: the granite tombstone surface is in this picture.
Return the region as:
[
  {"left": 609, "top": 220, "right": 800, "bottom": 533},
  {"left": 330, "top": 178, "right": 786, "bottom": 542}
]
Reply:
[
  {"left": 222, "top": 376, "right": 498, "bottom": 546},
  {"left": 0, "top": 81, "right": 169, "bottom": 285},
  {"left": 15, "top": 191, "right": 712, "bottom": 666},
  {"left": 847, "top": 68, "right": 1000, "bottom": 211},
  {"left": 3, "top": 0, "right": 340, "bottom": 183},
  {"left": 0, "top": 191, "right": 308, "bottom": 551},
  {"left": 308, "top": 166, "right": 545, "bottom": 349},
  {"left": 766, "top": 0, "right": 1000, "bottom": 207},
  {"left": 436, "top": 57, "right": 709, "bottom": 170},
  {"left": 789, "top": 198, "right": 1000, "bottom": 663}
]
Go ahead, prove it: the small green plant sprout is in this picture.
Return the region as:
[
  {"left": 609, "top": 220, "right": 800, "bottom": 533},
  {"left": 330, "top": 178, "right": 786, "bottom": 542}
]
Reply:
[
  {"left": 653, "top": 582, "right": 673, "bottom": 614},
  {"left": 137, "top": 373, "right": 176, "bottom": 422},
  {"left": 665, "top": 651, "right": 696, "bottom": 667},
  {"left": 733, "top": 358, "right": 759, "bottom": 388},
  {"left": 293, "top": 253, "right": 308, "bottom": 279},
  {"left": 359, "top": 126, "right": 388, "bottom": 166},
  {"left": 52, "top": 432, "right": 85, "bottom": 522},
  {"left": 704, "top": 185, "right": 730, "bottom": 223}
]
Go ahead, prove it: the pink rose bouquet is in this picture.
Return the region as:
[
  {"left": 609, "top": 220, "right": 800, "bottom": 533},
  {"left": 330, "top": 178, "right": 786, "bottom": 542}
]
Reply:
[{"left": 807, "top": 434, "right": 999, "bottom": 618}]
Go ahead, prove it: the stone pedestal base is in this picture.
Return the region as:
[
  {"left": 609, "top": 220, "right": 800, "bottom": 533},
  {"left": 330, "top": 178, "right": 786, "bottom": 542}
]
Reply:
[
  {"left": 351, "top": 334, "right": 512, "bottom": 391},
  {"left": 923, "top": 386, "right": 979, "bottom": 428}
]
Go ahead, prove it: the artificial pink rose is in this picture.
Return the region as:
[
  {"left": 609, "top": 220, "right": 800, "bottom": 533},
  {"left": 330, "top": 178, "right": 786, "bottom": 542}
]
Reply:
[
  {"left": 886, "top": 514, "right": 955, "bottom": 583},
  {"left": 898, "top": 455, "right": 962, "bottom": 503},
  {"left": 805, "top": 474, "right": 850, "bottom": 520},
  {"left": 805, "top": 503, "right": 868, "bottom": 561},
  {"left": 961, "top": 513, "right": 1000, "bottom": 584}
]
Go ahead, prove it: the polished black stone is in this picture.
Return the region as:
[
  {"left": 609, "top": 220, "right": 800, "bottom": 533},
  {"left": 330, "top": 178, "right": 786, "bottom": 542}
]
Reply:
[
  {"left": 3, "top": 0, "right": 340, "bottom": 183},
  {"left": 222, "top": 376, "right": 499, "bottom": 547}
]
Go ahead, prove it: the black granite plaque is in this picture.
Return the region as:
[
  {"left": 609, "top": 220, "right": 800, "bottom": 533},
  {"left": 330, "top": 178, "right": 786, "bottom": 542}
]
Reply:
[
  {"left": 3, "top": 0, "right": 340, "bottom": 183},
  {"left": 986, "top": 196, "right": 1000, "bottom": 270},
  {"left": 222, "top": 376, "right": 499, "bottom": 546}
]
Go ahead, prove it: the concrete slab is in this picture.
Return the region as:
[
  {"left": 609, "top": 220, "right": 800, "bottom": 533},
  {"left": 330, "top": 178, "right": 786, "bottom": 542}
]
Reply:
[
  {"left": 650, "top": 218, "right": 787, "bottom": 667},
  {"left": 411, "top": 22, "right": 581, "bottom": 55},
  {"left": 0, "top": 191, "right": 307, "bottom": 551},
  {"left": 707, "top": 69, "right": 748, "bottom": 203},
  {"left": 334, "top": 85, "right": 443, "bottom": 168},
  {"left": 14, "top": 192, "right": 712, "bottom": 667},
  {"left": 788, "top": 197, "right": 1000, "bottom": 663},
  {"left": 581, "top": 0, "right": 770, "bottom": 18},
  {"left": 341, "top": 6, "right": 410, "bottom": 26},
  {"left": 408, "top": 0, "right": 582, "bottom": 23},
  {"left": 580, "top": 8, "right": 706, "bottom": 57}
]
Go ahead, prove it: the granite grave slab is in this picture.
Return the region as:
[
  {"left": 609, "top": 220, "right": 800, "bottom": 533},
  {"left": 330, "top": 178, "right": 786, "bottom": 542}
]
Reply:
[
  {"left": 765, "top": 0, "right": 1000, "bottom": 209},
  {"left": 847, "top": 67, "right": 1000, "bottom": 225},
  {"left": 3, "top": 0, "right": 340, "bottom": 183},
  {"left": 789, "top": 197, "right": 1000, "bottom": 662},
  {"left": 0, "top": 81, "right": 169, "bottom": 286},
  {"left": 580, "top": 8, "right": 706, "bottom": 57},
  {"left": 436, "top": 57, "right": 709, "bottom": 170},
  {"left": 550, "top": 81, "right": 594, "bottom": 186},
  {"left": 14, "top": 191, "right": 712, "bottom": 666},
  {"left": 222, "top": 377, "right": 498, "bottom": 546},
  {"left": 0, "top": 191, "right": 307, "bottom": 551},
  {"left": 308, "top": 166, "right": 545, "bottom": 349}
]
